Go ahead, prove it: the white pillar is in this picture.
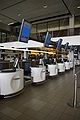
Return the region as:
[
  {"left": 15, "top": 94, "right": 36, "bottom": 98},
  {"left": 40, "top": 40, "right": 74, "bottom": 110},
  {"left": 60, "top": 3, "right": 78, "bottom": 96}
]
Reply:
[{"left": 69, "top": 15, "right": 74, "bottom": 35}]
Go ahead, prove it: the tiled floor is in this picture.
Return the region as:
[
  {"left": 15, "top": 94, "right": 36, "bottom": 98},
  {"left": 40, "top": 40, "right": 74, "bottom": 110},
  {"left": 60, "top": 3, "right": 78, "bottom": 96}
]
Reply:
[{"left": 0, "top": 66, "right": 80, "bottom": 120}]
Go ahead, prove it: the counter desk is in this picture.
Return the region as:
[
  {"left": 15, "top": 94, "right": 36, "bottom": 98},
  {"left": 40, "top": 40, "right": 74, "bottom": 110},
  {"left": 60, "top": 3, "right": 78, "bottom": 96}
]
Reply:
[
  {"left": 69, "top": 61, "right": 73, "bottom": 68},
  {"left": 47, "top": 64, "right": 58, "bottom": 76},
  {"left": 31, "top": 66, "right": 46, "bottom": 83},
  {"left": 0, "top": 69, "right": 24, "bottom": 98},
  {"left": 65, "top": 62, "right": 70, "bottom": 70},
  {"left": 58, "top": 63, "right": 65, "bottom": 73}
]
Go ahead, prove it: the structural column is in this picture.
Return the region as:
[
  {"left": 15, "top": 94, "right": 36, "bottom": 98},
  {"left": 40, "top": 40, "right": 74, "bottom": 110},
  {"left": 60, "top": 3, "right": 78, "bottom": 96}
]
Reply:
[{"left": 69, "top": 15, "right": 74, "bottom": 35}]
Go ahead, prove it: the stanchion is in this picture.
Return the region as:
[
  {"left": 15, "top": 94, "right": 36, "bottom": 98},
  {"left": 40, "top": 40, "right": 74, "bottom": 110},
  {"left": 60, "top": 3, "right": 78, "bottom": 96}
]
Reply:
[{"left": 67, "top": 57, "right": 80, "bottom": 108}]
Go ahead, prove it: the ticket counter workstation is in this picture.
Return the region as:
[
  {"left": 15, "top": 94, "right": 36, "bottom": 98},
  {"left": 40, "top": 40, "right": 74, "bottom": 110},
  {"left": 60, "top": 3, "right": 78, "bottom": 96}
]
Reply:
[
  {"left": 58, "top": 62, "right": 65, "bottom": 73},
  {"left": 47, "top": 64, "right": 58, "bottom": 76},
  {"left": 0, "top": 69, "right": 24, "bottom": 98},
  {"left": 0, "top": 57, "right": 24, "bottom": 98},
  {"left": 64, "top": 61, "right": 70, "bottom": 70},
  {"left": 31, "top": 66, "right": 46, "bottom": 83},
  {"left": 43, "top": 54, "right": 58, "bottom": 77},
  {"left": 23, "top": 58, "right": 46, "bottom": 83},
  {"left": 69, "top": 61, "right": 73, "bottom": 68}
]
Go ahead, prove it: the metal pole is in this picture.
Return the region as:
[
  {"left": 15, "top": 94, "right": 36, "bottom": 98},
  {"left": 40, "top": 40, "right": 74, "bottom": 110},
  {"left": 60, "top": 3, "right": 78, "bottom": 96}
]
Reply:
[
  {"left": 67, "top": 51, "right": 80, "bottom": 108},
  {"left": 73, "top": 73, "right": 77, "bottom": 108},
  {"left": 73, "top": 54, "right": 77, "bottom": 108}
]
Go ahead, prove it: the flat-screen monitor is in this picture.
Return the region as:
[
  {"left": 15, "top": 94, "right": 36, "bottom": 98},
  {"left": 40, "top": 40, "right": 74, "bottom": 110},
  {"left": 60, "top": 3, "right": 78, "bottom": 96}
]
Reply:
[
  {"left": 18, "top": 19, "right": 31, "bottom": 43},
  {"left": 44, "top": 32, "right": 51, "bottom": 47},
  {"left": 64, "top": 42, "right": 69, "bottom": 51},
  {"left": 56, "top": 38, "right": 63, "bottom": 50},
  {"left": 13, "top": 57, "right": 19, "bottom": 68},
  {"left": 70, "top": 45, "right": 73, "bottom": 52}
]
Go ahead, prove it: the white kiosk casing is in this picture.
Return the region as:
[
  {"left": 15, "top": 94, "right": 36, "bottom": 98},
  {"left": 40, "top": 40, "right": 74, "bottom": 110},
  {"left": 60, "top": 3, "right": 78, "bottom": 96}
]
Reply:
[
  {"left": 65, "top": 62, "right": 70, "bottom": 70},
  {"left": 58, "top": 63, "right": 65, "bottom": 72},
  {"left": 31, "top": 66, "right": 46, "bottom": 83},
  {"left": 69, "top": 61, "right": 73, "bottom": 68},
  {"left": 0, "top": 69, "right": 24, "bottom": 97},
  {"left": 47, "top": 64, "right": 58, "bottom": 76}
]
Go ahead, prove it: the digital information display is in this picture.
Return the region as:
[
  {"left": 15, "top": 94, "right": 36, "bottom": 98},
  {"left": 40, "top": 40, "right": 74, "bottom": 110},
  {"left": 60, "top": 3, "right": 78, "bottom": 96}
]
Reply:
[
  {"left": 44, "top": 32, "right": 51, "bottom": 47},
  {"left": 18, "top": 19, "right": 31, "bottom": 43},
  {"left": 56, "top": 39, "right": 63, "bottom": 50}
]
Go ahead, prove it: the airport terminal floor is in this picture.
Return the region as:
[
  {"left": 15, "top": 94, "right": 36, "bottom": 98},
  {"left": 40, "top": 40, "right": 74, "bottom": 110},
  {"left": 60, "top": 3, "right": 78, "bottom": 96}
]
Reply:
[{"left": 0, "top": 67, "right": 80, "bottom": 120}]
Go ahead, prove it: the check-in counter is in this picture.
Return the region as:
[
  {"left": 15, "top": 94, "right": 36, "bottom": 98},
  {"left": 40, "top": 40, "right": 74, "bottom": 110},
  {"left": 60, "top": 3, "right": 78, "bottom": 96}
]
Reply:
[
  {"left": 47, "top": 64, "right": 58, "bottom": 76},
  {"left": 69, "top": 61, "right": 73, "bottom": 68},
  {"left": 31, "top": 66, "right": 46, "bottom": 83},
  {"left": 65, "top": 62, "right": 70, "bottom": 70},
  {"left": 58, "top": 63, "right": 65, "bottom": 73},
  {"left": 76, "top": 59, "right": 80, "bottom": 65},
  {"left": 0, "top": 69, "right": 24, "bottom": 98}
]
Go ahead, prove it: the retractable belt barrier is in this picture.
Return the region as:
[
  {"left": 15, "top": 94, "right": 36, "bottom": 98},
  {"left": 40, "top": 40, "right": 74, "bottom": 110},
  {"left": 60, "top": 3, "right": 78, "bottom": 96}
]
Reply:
[{"left": 68, "top": 58, "right": 80, "bottom": 108}]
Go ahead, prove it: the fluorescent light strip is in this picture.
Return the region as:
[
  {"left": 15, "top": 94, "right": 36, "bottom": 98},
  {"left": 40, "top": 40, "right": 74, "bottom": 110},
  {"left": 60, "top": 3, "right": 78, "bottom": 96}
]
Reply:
[
  {"left": 77, "top": 6, "right": 80, "bottom": 9},
  {"left": 8, "top": 22, "right": 14, "bottom": 25}
]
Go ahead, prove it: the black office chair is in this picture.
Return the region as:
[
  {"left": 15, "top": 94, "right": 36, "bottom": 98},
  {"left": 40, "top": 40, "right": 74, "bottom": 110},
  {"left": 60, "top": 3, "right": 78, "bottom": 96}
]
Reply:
[
  {"left": 24, "top": 62, "right": 31, "bottom": 76},
  {"left": 0, "top": 64, "right": 3, "bottom": 70},
  {"left": 24, "top": 62, "right": 33, "bottom": 84}
]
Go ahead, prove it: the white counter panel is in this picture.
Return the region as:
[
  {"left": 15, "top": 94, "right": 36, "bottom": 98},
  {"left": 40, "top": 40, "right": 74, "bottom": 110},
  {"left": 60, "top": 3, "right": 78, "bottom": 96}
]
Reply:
[
  {"left": 0, "top": 69, "right": 24, "bottom": 96},
  {"left": 65, "top": 62, "right": 70, "bottom": 70},
  {"left": 70, "top": 61, "right": 73, "bottom": 68},
  {"left": 47, "top": 64, "right": 58, "bottom": 76},
  {"left": 31, "top": 66, "right": 46, "bottom": 83},
  {"left": 58, "top": 63, "right": 65, "bottom": 72}
]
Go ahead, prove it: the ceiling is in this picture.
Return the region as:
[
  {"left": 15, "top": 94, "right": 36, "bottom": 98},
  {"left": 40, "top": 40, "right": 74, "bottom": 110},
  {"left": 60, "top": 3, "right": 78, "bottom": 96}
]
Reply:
[{"left": 0, "top": 0, "right": 80, "bottom": 25}]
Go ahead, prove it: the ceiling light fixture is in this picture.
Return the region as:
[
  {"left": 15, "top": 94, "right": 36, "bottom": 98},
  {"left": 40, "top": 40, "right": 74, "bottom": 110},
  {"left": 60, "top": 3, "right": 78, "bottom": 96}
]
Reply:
[
  {"left": 77, "top": 6, "right": 80, "bottom": 9},
  {"left": 8, "top": 22, "right": 14, "bottom": 25},
  {"left": 18, "top": 13, "right": 21, "bottom": 17},
  {"left": 2, "top": 32, "right": 6, "bottom": 35},
  {"left": 43, "top": 4, "right": 47, "bottom": 8}
]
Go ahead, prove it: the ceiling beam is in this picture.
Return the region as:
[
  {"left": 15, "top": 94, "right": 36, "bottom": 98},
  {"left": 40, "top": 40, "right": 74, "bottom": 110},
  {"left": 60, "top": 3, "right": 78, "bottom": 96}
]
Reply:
[
  {"left": 1, "top": 0, "right": 27, "bottom": 10},
  {"left": 0, "top": 13, "right": 18, "bottom": 22},
  {"left": 30, "top": 13, "right": 71, "bottom": 24},
  {"left": 61, "top": 0, "right": 72, "bottom": 16}
]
